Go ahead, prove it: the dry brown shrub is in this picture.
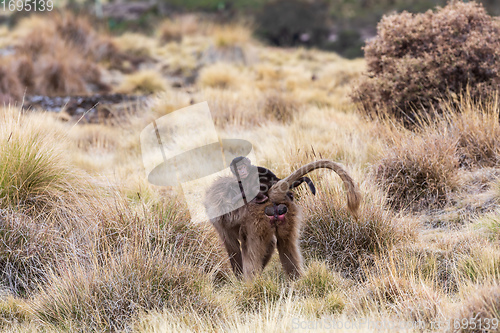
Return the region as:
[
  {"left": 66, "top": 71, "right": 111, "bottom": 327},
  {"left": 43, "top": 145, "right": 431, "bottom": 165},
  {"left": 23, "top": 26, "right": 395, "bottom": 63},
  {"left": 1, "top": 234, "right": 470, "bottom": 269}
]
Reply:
[
  {"left": 9, "top": 11, "right": 114, "bottom": 96},
  {"left": 353, "top": 1, "right": 500, "bottom": 124},
  {"left": 0, "top": 64, "right": 23, "bottom": 104}
]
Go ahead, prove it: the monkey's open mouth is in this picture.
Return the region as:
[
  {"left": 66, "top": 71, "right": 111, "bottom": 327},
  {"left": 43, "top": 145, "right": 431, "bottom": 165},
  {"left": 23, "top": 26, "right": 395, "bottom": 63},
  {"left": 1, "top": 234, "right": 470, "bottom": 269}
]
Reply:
[{"left": 265, "top": 204, "right": 287, "bottom": 225}]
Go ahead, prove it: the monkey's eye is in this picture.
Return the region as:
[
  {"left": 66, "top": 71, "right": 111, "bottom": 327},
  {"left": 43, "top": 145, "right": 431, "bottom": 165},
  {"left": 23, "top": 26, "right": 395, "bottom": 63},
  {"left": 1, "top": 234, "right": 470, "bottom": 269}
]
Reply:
[{"left": 286, "top": 192, "right": 294, "bottom": 201}]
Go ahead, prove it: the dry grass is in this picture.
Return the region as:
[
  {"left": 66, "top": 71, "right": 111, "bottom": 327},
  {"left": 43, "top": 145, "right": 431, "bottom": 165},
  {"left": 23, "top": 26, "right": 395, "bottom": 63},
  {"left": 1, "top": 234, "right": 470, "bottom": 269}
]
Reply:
[
  {"left": 158, "top": 15, "right": 206, "bottom": 43},
  {"left": 116, "top": 70, "right": 168, "bottom": 95},
  {"left": 262, "top": 90, "right": 302, "bottom": 123},
  {"left": 454, "top": 283, "right": 500, "bottom": 332},
  {"left": 301, "top": 179, "right": 417, "bottom": 276},
  {"left": 1, "top": 11, "right": 115, "bottom": 97},
  {"left": 114, "top": 33, "right": 157, "bottom": 58},
  {"left": 374, "top": 129, "right": 459, "bottom": 212},
  {"left": 199, "top": 63, "right": 241, "bottom": 89},
  {"left": 0, "top": 11, "right": 499, "bottom": 333},
  {"left": 212, "top": 24, "right": 253, "bottom": 48}
]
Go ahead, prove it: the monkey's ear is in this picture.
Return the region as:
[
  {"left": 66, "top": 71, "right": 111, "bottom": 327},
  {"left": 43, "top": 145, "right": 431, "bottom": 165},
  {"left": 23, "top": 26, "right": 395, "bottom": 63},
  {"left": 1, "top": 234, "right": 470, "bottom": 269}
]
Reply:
[{"left": 254, "top": 193, "right": 268, "bottom": 204}]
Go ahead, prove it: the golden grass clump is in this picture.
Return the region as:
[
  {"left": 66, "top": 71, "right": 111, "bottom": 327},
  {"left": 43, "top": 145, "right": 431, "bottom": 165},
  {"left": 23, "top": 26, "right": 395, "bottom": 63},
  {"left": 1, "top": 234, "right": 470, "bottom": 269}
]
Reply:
[
  {"left": 294, "top": 261, "right": 345, "bottom": 299},
  {"left": 471, "top": 210, "right": 500, "bottom": 242},
  {"left": 0, "top": 107, "right": 85, "bottom": 215},
  {"left": 0, "top": 210, "right": 72, "bottom": 296},
  {"left": 443, "top": 94, "right": 500, "bottom": 169},
  {"left": 35, "top": 50, "right": 106, "bottom": 96},
  {"left": 263, "top": 90, "right": 302, "bottom": 123},
  {"left": 293, "top": 261, "right": 346, "bottom": 317},
  {"left": 114, "top": 32, "right": 157, "bottom": 58},
  {"left": 356, "top": 275, "right": 444, "bottom": 326},
  {"left": 32, "top": 249, "right": 228, "bottom": 331},
  {"left": 158, "top": 15, "right": 201, "bottom": 43},
  {"left": 230, "top": 266, "right": 284, "bottom": 312},
  {"left": 373, "top": 92, "right": 500, "bottom": 213},
  {"left": 213, "top": 24, "right": 253, "bottom": 48},
  {"left": 374, "top": 129, "right": 459, "bottom": 212},
  {"left": 116, "top": 70, "right": 167, "bottom": 95},
  {"left": 151, "top": 91, "right": 193, "bottom": 117},
  {"left": 203, "top": 88, "right": 265, "bottom": 127},
  {"left": 301, "top": 180, "right": 416, "bottom": 276},
  {"left": 6, "top": 11, "right": 114, "bottom": 96},
  {"left": 0, "top": 107, "right": 102, "bottom": 295},
  {"left": 199, "top": 63, "right": 240, "bottom": 89}
]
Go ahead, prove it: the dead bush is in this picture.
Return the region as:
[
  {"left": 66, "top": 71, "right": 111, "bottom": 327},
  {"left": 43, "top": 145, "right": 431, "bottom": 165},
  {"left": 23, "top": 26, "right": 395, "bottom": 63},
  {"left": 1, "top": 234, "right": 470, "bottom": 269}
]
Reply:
[
  {"left": 9, "top": 11, "right": 114, "bottom": 96},
  {"left": 353, "top": 1, "right": 500, "bottom": 124},
  {"left": 0, "top": 65, "right": 23, "bottom": 104}
]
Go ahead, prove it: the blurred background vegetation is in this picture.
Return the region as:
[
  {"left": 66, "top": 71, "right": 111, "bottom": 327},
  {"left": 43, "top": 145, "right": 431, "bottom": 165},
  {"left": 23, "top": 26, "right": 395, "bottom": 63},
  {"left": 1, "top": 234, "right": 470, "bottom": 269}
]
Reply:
[{"left": 3, "top": 0, "right": 500, "bottom": 59}]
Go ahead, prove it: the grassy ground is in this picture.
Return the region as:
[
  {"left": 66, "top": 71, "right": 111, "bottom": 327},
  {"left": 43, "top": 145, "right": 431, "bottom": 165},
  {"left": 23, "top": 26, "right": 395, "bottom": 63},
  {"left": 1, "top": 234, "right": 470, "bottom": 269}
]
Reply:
[{"left": 0, "top": 12, "right": 499, "bottom": 332}]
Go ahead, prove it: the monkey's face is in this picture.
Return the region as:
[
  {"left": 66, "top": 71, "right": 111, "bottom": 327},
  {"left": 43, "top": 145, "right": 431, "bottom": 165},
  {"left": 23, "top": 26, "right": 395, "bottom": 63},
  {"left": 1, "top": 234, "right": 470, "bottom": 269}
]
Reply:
[{"left": 236, "top": 164, "right": 249, "bottom": 179}]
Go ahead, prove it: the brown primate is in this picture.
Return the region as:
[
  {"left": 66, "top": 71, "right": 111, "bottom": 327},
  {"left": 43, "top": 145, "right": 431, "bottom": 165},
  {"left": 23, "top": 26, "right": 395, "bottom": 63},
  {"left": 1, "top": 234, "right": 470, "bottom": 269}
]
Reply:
[
  {"left": 205, "top": 157, "right": 315, "bottom": 277},
  {"left": 205, "top": 159, "right": 360, "bottom": 280}
]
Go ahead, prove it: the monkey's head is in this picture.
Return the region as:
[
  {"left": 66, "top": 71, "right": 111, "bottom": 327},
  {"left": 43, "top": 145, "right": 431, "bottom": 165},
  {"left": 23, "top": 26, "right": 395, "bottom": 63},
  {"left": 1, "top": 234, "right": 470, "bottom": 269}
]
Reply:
[{"left": 230, "top": 156, "right": 251, "bottom": 179}]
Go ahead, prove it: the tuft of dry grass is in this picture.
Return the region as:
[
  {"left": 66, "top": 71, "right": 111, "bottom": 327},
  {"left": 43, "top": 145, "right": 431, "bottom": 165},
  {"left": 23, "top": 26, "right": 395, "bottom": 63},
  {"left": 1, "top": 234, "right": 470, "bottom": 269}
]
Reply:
[
  {"left": 116, "top": 70, "right": 167, "bottom": 95},
  {"left": 263, "top": 90, "right": 302, "bottom": 123},
  {"left": 301, "top": 179, "right": 416, "bottom": 276},
  {"left": 373, "top": 129, "right": 459, "bottom": 212},
  {"left": 32, "top": 249, "right": 228, "bottom": 331},
  {"left": 356, "top": 275, "right": 444, "bottom": 326},
  {"left": 158, "top": 15, "right": 201, "bottom": 43},
  {"left": 198, "top": 63, "right": 241, "bottom": 89},
  {"left": 213, "top": 24, "right": 253, "bottom": 48},
  {"left": 6, "top": 11, "right": 114, "bottom": 96},
  {"left": 471, "top": 210, "right": 500, "bottom": 242},
  {"left": 114, "top": 33, "right": 157, "bottom": 58},
  {"left": 0, "top": 107, "right": 102, "bottom": 295},
  {"left": 454, "top": 283, "right": 500, "bottom": 332},
  {"left": 442, "top": 93, "right": 500, "bottom": 169},
  {"left": 0, "top": 107, "right": 90, "bottom": 216}
]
